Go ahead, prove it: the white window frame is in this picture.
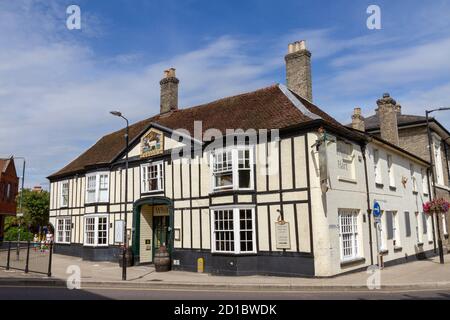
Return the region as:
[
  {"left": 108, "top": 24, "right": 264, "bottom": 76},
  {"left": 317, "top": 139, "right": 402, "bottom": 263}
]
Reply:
[
  {"left": 442, "top": 213, "right": 448, "bottom": 236},
  {"left": 427, "top": 215, "right": 434, "bottom": 242},
  {"left": 387, "top": 154, "right": 395, "bottom": 188},
  {"left": 56, "top": 217, "right": 71, "bottom": 244},
  {"left": 210, "top": 206, "right": 256, "bottom": 255},
  {"left": 84, "top": 214, "right": 109, "bottom": 247},
  {"left": 338, "top": 209, "right": 360, "bottom": 262},
  {"left": 379, "top": 212, "right": 387, "bottom": 252},
  {"left": 433, "top": 136, "right": 445, "bottom": 185},
  {"left": 392, "top": 212, "right": 401, "bottom": 248},
  {"left": 373, "top": 149, "right": 382, "bottom": 185},
  {"left": 141, "top": 161, "right": 164, "bottom": 193},
  {"left": 415, "top": 212, "right": 423, "bottom": 244},
  {"left": 421, "top": 168, "right": 429, "bottom": 195},
  {"left": 410, "top": 163, "right": 417, "bottom": 192},
  {"left": 85, "top": 172, "right": 110, "bottom": 204},
  {"left": 210, "top": 146, "right": 254, "bottom": 192},
  {"left": 60, "top": 181, "right": 69, "bottom": 208}
]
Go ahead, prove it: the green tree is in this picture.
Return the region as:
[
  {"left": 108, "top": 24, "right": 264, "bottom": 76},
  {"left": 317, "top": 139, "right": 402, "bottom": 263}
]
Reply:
[
  {"left": 20, "top": 189, "right": 50, "bottom": 229},
  {"left": 5, "top": 189, "right": 50, "bottom": 233}
]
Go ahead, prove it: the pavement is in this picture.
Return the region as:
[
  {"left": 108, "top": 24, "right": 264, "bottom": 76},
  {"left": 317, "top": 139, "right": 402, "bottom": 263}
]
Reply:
[{"left": 1, "top": 253, "right": 450, "bottom": 292}]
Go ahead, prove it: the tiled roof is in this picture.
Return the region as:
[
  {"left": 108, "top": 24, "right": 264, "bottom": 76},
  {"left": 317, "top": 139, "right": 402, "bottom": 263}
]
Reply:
[
  {"left": 49, "top": 84, "right": 348, "bottom": 179},
  {"left": 0, "top": 159, "right": 11, "bottom": 174},
  {"left": 363, "top": 113, "right": 428, "bottom": 131}
]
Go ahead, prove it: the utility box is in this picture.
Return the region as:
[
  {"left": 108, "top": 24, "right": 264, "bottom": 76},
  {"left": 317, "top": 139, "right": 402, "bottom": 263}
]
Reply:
[{"left": 197, "top": 257, "right": 204, "bottom": 273}]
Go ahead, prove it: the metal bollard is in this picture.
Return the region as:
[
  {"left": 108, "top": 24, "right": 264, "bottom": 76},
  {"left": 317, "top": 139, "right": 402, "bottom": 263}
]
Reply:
[
  {"left": 6, "top": 241, "right": 11, "bottom": 270},
  {"left": 25, "top": 240, "right": 30, "bottom": 273},
  {"left": 47, "top": 242, "right": 53, "bottom": 277}
]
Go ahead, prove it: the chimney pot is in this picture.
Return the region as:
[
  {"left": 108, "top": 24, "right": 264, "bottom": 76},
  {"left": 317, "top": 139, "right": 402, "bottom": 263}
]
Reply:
[{"left": 351, "top": 107, "right": 365, "bottom": 132}]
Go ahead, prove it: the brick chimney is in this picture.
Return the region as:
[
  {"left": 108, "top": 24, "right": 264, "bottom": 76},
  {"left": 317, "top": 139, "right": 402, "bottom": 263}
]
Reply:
[
  {"left": 285, "top": 40, "right": 313, "bottom": 101},
  {"left": 160, "top": 68, "right": 179, "bottom": 114},
  {"left": 351, "top": 107, "right": 365, "bottom": 132},
  {"left": 376, "top": 93, "right": 399, "bottom": 145}
]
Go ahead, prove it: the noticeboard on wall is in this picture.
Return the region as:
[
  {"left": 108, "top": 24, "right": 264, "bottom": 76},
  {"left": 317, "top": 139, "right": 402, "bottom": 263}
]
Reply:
[
  {"left": 114, "top": 220, "right": 125, "bottom": 243},
  {"left": 275, "top": 221, "right": 291, "bottom": 250}
]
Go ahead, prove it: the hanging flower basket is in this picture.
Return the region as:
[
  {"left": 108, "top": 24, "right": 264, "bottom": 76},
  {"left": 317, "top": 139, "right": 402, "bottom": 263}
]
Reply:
[{"left": 423, "top": 198, "right": 450, "bottom": 215}]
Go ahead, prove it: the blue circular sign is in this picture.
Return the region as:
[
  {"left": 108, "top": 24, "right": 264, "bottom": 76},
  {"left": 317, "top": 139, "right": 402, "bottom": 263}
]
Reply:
[{"left": 373, "top": 202, "right": 381, "bottom": 217}]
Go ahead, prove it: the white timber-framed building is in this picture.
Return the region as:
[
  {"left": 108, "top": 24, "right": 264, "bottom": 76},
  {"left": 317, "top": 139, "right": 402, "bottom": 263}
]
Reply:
[{"left": 48, "top": 41, "right": 438, "bottom": 277}]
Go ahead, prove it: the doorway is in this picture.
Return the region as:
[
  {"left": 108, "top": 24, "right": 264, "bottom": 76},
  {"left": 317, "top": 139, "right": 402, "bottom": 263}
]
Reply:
[
  {"left": 132, "top": 197, "right": 173, "bottom": 266},
  {"left": 153, "top": 215, "right": 169, "bottom": 261}
]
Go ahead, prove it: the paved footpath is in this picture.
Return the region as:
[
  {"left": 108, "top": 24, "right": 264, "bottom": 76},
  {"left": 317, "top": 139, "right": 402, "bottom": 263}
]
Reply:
[{"left": 1, "top": 254, "right": 450, "bottom": 291}]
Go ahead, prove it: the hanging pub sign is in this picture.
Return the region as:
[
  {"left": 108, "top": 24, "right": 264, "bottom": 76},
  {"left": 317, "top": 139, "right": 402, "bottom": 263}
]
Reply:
[
  {"left": 275, "top": 217, "right": 291, "bottom": 250},
  {"left": 141, "top": 128, "right": 164, "bottom": 158},
  {"left": 314, "top": 128, "right": 335, "bottom": 193}
]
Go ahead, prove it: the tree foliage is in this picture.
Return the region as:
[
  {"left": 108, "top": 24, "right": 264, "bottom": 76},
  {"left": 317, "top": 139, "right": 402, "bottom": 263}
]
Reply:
[{"left": 5, "top": 189, "right": 50, "bottom": 232}]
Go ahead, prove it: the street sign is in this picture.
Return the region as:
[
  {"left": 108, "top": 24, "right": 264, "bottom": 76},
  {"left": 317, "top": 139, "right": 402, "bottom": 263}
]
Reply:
[
  {"left": 16, "top": 213, "right": 24, "bottom": 217},
  {"left": 373, "top": 202, "right": 381, "bottom": 218}
]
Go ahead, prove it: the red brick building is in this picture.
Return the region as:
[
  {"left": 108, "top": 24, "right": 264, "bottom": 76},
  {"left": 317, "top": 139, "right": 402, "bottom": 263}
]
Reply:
[{"left": 0, "top": 158, "right": 19, "bottom": 240}]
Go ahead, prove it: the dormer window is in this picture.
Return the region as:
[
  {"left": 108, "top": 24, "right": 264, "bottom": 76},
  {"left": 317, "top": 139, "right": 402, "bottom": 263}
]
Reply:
[
  {"left": 211, "top": 147, "right": 254, "bottom": 191},
  {"left": 85, "top": 172, "right": 109, "bottom": 204}
]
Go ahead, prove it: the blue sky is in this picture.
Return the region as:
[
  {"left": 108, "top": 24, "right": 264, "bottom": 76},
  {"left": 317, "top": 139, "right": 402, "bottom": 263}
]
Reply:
[{"left": 1, "top": 0, "right": 450, "bottom": 188}]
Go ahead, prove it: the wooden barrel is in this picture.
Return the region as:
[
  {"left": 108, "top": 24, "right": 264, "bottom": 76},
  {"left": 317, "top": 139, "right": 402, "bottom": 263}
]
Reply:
[{"left": 154, "top": 246, "right": 171, "bottom": 272}]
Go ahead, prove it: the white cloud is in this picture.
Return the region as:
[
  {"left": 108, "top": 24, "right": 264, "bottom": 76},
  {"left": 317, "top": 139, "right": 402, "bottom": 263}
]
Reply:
[
  {"left": 1, "top": 1, "right": 450, "bottom": 188},
  {"left": 0, "top": 4, "right": 278, "bottom": 187}
]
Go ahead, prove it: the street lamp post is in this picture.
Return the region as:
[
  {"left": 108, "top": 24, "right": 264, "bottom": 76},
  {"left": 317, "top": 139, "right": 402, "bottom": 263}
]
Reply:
[
  {"left": 13, "top": 157, "right": 26, "bottom": 260},
  {"left": 426, "top": 107, "right": 450, "bottom": 264},
  {"left": 110, "top": 111, "right": 129, "bottom": 281}
]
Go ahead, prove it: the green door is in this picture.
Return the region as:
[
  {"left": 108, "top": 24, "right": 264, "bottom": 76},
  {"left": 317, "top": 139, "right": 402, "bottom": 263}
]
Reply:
[{"left": 153, "top": 216, "right": 170, "bottom": 260}]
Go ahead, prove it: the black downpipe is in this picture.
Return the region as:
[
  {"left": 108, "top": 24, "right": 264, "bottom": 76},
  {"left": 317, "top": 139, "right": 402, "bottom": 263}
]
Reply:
[
  {"left": 361, "top": 144, "right": 374, "bottom": 266},
  {"left": 427, "top": 167, "right": 437, "bottom": 253}
]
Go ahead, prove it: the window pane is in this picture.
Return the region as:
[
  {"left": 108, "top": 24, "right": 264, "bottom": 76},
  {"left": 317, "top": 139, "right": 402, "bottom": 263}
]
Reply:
[
  {"left": 213, "top": 210, "right": 234, "bottom": 253},
  {"left": 215, "top": 173, "right": 233, "bottom": 188},
  {"left": 339, "top": 211, "right": 359, "bottom": 260},
  {"left": 238, "top": 170, "right": 250, "bottom": 188}
]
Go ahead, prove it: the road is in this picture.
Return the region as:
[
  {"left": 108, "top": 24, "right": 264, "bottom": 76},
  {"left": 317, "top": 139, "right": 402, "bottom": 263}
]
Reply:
[{"left": 0, "top": 286, "right": 449, "bottom": 300}]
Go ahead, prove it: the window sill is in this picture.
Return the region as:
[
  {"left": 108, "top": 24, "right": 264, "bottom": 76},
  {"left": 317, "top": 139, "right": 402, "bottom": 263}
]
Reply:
[
  {"left": 211, "top": 252, "right": 257, "bottom": 257},
  {"left": 394, "top": 246, "right": 403, "bottom": 252},
  {"left": 379, "top": 249, "right": 389, "bottom": 255},
  {"left": 435, "top": 184, "right": 450, "bottom": 191},
  {"left": 210, "top": 189, "right": 255, "bottom": 196},
  {"left": 83, "top": 245, "right": 109, "bottom": 248},
  {"left": 85, "top": 202, "right": 109, "bottom": 207},
  {"left": 337, "top": 176, "right": 357, "bottom": 184},
  {"left": 55, "top": 242, "right": 71, "bottom": 246},
  {"left": 340, "top": 257, "right": 365, "bottom": 267}
]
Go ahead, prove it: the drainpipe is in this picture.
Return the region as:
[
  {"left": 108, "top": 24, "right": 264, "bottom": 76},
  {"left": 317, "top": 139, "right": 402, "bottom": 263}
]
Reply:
[
  {"left": 361, "top": 143, "right": 374, "bottom": 266},
  {"left": 427, "top": 167, "right": 437, "bottom": 253}
]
